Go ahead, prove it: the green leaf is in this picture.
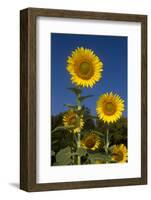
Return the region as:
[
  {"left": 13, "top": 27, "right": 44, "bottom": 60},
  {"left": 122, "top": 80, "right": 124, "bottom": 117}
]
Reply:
[
  {"left": 67, "top": 87, "right": 82, "bottom": 96},
  {"left": 51, "top": 125, "right": 74, "bottom": 134},
  {"left": 56, "top": 146, "right": 72, "bottom": 165},
  {"left": 76, "top": 107, "right": 85, "bottom": 115},
  {"left": 52, "top": 140, "right": 58, "bottom": 145},
  {"left": 51, "top": 151, "right": 55, "bottom": 156},
  {"left": 88, "top": 152, "right": 111, "bottom": 163},
  {"left": 92, "top": 130, "right": 104, "bottom": 137},
  {"left": 76, "top": 148, "right": 87, "bottom": 156},
  {"left": 85, "top": 115, "right": 98, "bottom": 120},
  {"left": 109, "top": 145, "right": 115, "bottom": 152},
  {"left": 64, "top": 104, "right": 77, "bottom": 109},
  {"left": 78, "top": 95, "right": 93, "bottom": 102}
]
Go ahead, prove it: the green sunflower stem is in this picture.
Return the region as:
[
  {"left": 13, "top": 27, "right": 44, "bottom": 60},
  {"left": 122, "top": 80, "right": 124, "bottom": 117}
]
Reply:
[
  {"left": 77, "top": 94, "right": 81, "bottom": 110},
  {"left": 76, "top": 89, "right": 82, "bottom": 165},
  {"left": 105, "top": 127, "right": 109, "bottom": 163},
  {"left": 77, "top": 133, "right": 81, "bottom": 165}
]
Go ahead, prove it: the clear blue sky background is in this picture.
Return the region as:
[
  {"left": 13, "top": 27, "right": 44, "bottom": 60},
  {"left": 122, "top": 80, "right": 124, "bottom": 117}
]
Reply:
[{"left": 51, "top": 33, "right": 127, "bottom": 117}]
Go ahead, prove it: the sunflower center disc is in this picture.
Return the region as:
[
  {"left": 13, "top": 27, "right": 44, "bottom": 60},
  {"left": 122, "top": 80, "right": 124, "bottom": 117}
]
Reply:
[
  {"left": 113, "top": 151, "right": 123, "bottom": 162},
  {"left": 85, "top": 138, "right": 95, "bottom": 148},
  {"left": 69, "top": 116, "right": 76, "bottom": 125},
  {"left": 105, "top": 102, "right": 116, "bottom": 115},
  {"left": 79, "top": 62, "right": 91, "bottom": 75}
]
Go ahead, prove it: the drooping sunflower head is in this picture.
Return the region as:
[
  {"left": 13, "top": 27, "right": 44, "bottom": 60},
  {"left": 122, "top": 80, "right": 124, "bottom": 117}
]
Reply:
[
  {"left": 81, "top": 132, "right": 102, "bottom": 151},
  {"left": 111, "top": 144, "right": 128, "bottom": 163},
  {"left": 63, "top": 110, "right": 84, "bottom": 133},
  {"left": 96, "top": 92, "right": 124, "bottom": 124},
  {"left": 67, "top": 47, "right": 103, "bottom": 88}
]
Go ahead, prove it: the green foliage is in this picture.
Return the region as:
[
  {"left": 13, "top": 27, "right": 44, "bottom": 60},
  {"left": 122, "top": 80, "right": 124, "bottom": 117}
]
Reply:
[
  {"left": 64, "top": 104, "right": 77, "bottom": 110},
  {"left": 96, "top": 117, "right": 127, "bottom": 146},
  {"left": 67, "top": 87, "right": 82, "bottom": 96},
  {"left": 52, "top": 125, "right": 74, "bottom": 134},
  {"left": 51, "top": 112, "right": 64, "bottom": 130},
  {"left": 51, "top": 150, "right": 55, "bottom": 156},
  {"left": 51, "top": 107, "right": 127, "bottom": 166},
  {"left": 55, "top": 146, "right": 72, "bottom": 165},
  {"left": 76, "top": 148, "right": 87, "bottom": 157},
  {"left": 78, "top": 95, "right": 93, "bottom": 102},
  {"left": 92, "top": 130, "right": 104, "bottom": 137},
  {"left": 82, "top": 106, "right": 96, "bottom": 131},
  {"left": 88, "top": 152, "right": 111, "bottom": 163},
  {"left": 51, "top": 85, "right": 127, "bottom": 166}
]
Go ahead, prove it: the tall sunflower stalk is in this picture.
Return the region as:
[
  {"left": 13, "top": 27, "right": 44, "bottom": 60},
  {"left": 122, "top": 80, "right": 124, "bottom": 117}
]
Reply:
[
  {"left": 96, "top": 92, "right": 125, "bottom": 163},
  {"left": 52, "top": 47, "right": 128, "bottom": 166},
  {"left": 76, "top": 92, "right": 82, "bottom": 165},
  {"left": 105, "top": 127, "right": 109, "bottom": 155},
  {"left": 66, "top": 47, "right": 103, "bottom": 165}
]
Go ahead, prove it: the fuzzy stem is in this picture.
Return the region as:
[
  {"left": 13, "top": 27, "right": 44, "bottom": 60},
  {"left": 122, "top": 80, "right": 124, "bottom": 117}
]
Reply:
[
  {"left": 76, "top": 92, "right": 81, "bottom": 165},
  {"left": 105, "top": 127, "right": 109, "bottom": 163},
  {"left": 106, "top": 128, "right": 109, "bottom": 153},
  {"left": 77, "top": 133, "right": 81, "bottom": 165}
]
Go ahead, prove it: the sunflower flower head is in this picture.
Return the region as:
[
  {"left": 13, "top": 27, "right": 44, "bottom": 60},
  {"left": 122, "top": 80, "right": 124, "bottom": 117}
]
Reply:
[
  {"left": 81, "top": 132, "right": 102, "bottom": 150},
  {"left": 96, "top": 92, "right": 124, "bottom": 124},
  {"left": 63, "top": 110, "right": 84, "bottom": 133},
  {"left": 111, "top": 144, "right": 128, "bottom": 163},
  {"left": 67, "top": 47, "right": 103, "bottom": 88}
]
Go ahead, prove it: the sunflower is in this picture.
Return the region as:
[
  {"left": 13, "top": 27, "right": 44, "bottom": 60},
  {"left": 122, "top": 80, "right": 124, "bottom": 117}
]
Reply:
[
  {"left": 111, "top": 144, "right": 128, "bottom": 163},
  {"left": 63, "top": 110, "right": 84, "bottom": 133},
  {"left": 67, "top": 47, "right": 103, "bottom": 88},
  {"left": 81, "top": 133, "right": 102, "bottom": 150},
  {"left": 96, "top": 92, "right": 124, "bottom": 124}
]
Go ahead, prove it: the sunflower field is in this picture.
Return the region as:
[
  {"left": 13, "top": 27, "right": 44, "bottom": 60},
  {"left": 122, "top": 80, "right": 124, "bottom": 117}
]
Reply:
[{"left": 51, "top": 47, "right": 128, "bottom": 166}]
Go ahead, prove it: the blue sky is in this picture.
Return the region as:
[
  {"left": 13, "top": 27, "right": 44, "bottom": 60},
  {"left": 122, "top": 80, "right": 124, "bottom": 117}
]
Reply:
[{"left": 51, "top": 33, "right": 127, "bottom": 117}]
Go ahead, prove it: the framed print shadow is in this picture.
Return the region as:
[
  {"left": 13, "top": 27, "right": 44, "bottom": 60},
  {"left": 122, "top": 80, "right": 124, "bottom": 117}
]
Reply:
[{"left": 20, "top": 8, "right": 147, "bottom": 192}]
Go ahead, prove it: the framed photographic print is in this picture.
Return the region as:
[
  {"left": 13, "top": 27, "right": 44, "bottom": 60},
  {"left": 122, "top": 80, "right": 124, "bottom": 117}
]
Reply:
[{"left": 20, "top": 8, "right": 147, "bottom": 191}]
